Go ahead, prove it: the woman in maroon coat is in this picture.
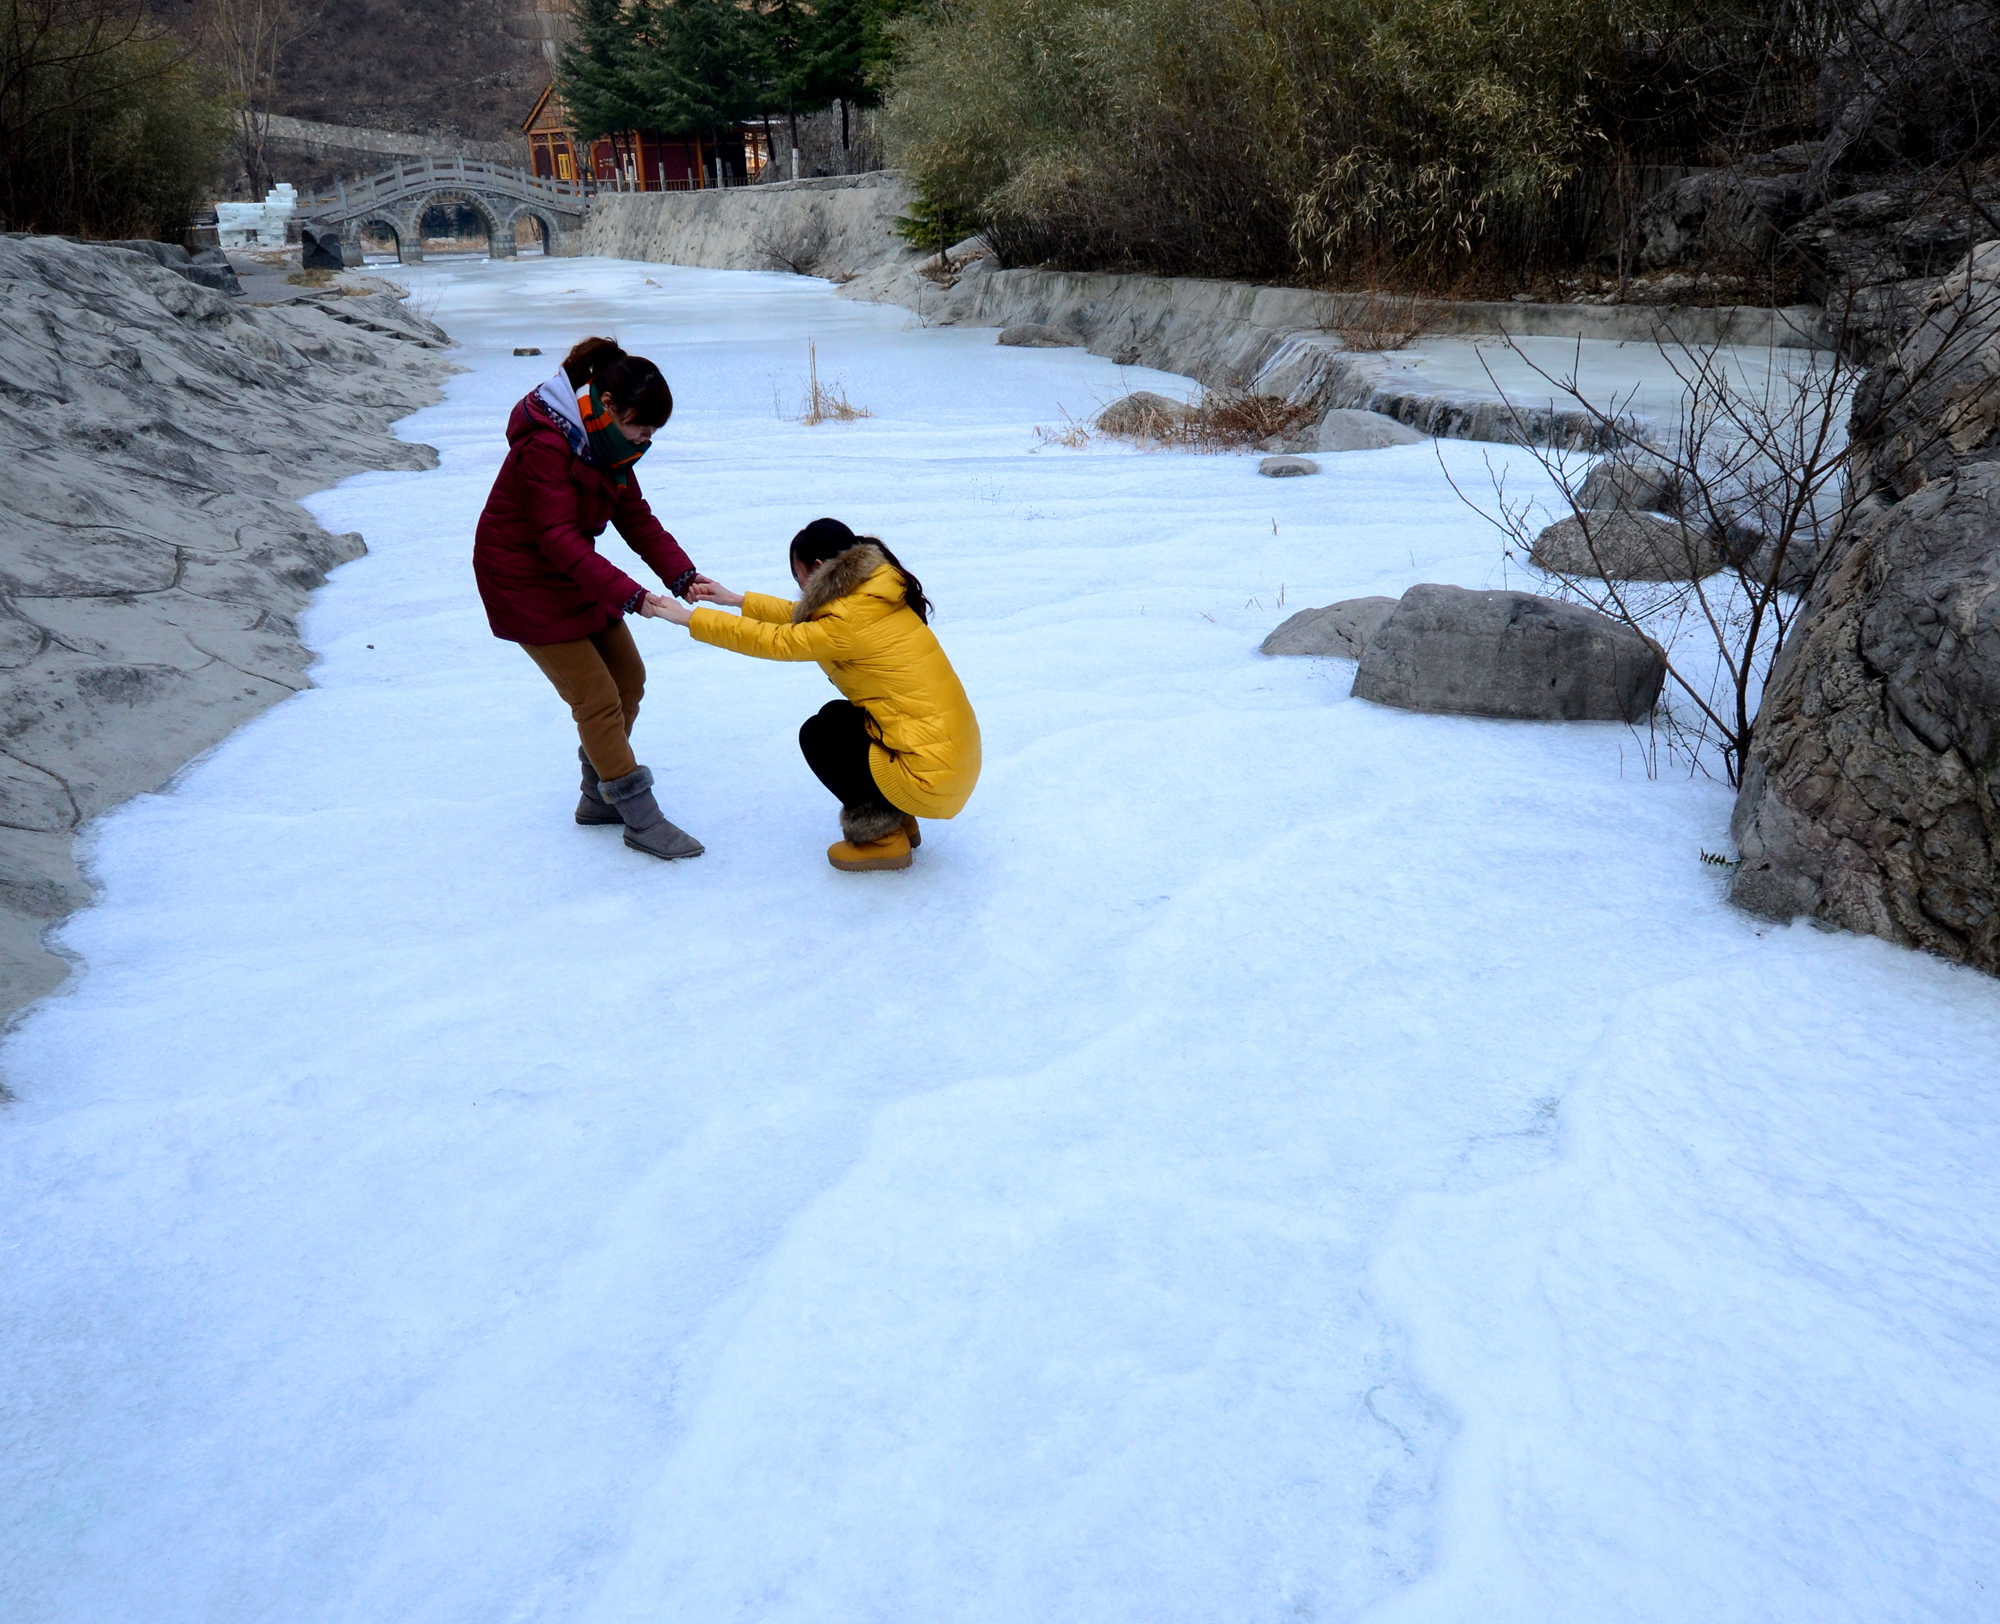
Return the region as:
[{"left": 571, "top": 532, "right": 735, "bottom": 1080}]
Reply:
[{"left": 474, "top": 336, "right": 704, "bottom": 860}]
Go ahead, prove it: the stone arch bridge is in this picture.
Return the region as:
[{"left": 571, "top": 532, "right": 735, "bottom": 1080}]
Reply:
[{"left": 298, "top": 158, "right": 588, "bottom": 265}]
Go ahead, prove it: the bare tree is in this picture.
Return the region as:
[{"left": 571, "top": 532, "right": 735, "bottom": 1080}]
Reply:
[
  {"left": 201, "top": 0, "right": 312, "bottom": 199},
  {"left": 0, "top": 0, "right": 217, "bottom": 236},
  {"left": 1445, "top": 281, "right": 1979, "bottom": 785}
]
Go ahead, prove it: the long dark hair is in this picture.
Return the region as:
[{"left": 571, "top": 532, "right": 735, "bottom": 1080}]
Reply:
[
  {"left": 789, "top": 518, "right": 932, "bottom": 623},
  {"left": 561, "top": 336, "right": 673, "bottom": 428}
]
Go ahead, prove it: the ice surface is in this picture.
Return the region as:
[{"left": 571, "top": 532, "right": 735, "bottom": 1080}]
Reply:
[
  {"left": 1, "top": 259, "right": 1995, "bottom": 1624},
  {"left": 1372, "top": 332, "right": 1838, "bottom": 429}
]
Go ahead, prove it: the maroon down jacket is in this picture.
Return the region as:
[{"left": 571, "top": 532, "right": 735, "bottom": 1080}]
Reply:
[{"left": 472, "top": 391, "right": 696, "bottom": 645}]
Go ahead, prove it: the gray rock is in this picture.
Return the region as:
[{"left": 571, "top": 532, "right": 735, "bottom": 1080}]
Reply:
[
  {"left": 1315, "top": 409, "right": 1426, "bottom": 452},
  {"left": 1731, "top": 458, "right": 2000, "bottom": 974},
  {"left": 105, "top": 239, "right": 193, "bottom": 268},
  {"left": 1353, "top": 585, "right": 1666, "bottom": 722},
  {"left": 1578, "top": 457, "right": 1682, "bottom": 515},
  {"left": 1729, "top": 237, "right": 2000, "bottom": 975},
  {"left": 180, "top": 262, "right": 243, "bottom": 295},
  {"left": 300, "top": 223, "right": 356, "bottom": 271},
  {"left": 1531, "top": 511, "right": 1724, "bottom": 580},
  {"left": 106, "top": 238, "right": 241, "bottom": 295},
  {"left": 1260, "top": 597, "right": 1398, "bottom": 658},
  {"left": 1849, "top": 239, "right": 2000, "bottom": 501},
  {"left": 1633, "top": 163, "right": 1819, "bottom": 271},
  {"left": 1095, "top": 390, "right": 1187, "bottom": 437},
  {"left": 0, "top": 236, "right": 450, "bottom": 1020},
  {"left": 997, "top": 322, "right": 1079, "bottom": 348},
  {"left": 1259, "top": 455, "right": 1320, "bottom": 477}
]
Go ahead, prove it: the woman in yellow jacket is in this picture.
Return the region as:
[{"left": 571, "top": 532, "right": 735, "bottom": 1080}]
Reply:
[{"left": 654, "top": 518, "right": 980, "bottom": 871}]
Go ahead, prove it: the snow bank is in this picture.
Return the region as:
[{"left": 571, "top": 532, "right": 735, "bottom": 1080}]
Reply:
[
  {"left": 0, "top": 256, "right": 1992, "bottom": 1624},
  {"left": 0, "top": 237, "right": 449, "bottom": 1019}
]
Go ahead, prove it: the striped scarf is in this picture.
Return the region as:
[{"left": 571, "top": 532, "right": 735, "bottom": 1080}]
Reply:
[{"left": 578, "top": 381, "right": 649, "bottom": 487}]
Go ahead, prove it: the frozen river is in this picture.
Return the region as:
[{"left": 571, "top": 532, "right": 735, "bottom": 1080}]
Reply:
[{"left": 3, "top": 257, "right": 1995, "bottom": 1623}]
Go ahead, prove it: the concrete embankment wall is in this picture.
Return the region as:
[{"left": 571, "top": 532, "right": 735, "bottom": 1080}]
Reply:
[
  {"left": 581, "top": 177, "right": 1835, "bottom": 444},
  {"left": 580, "top": 172, "right": 913, "bottom": 283},
  {"left": 0, "top": 240, "right": 452, "bottom": 1027}
]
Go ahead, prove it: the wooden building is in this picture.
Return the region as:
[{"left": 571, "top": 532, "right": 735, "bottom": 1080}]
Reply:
[
  {"left": 523, "top": 84, "right": 584, "bottom": 183},
  {"left": 522, "top": 83, "right": 772, "bottom": 190}
]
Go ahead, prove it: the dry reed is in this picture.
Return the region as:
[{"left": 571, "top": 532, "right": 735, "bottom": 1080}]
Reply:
[{"left": 800, "top": 341, "right": 873, "bottom": 424}]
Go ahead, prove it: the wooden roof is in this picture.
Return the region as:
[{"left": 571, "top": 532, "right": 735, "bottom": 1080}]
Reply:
[{"left": 523, "top": 82, "right": 571, "bottom": 135}]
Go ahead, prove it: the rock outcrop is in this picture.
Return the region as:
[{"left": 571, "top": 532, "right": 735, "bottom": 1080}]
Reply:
[
  {"left": 1631, "top": 0, "right": 2000, "bottom": 359},
  {"left": 1730, "top": 241, "right": 2000, "bottom": 972},
  {"left": 1352, "top": 586, "right": 1666, "bottom": 723},
  {"left": 0, "top": 236, "right": 451, "bottom": 1020}
]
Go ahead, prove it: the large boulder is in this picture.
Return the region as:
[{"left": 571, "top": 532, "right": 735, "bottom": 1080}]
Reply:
[
  {"left": 1578, "top": 456, "right": 1682, "bottom": 515},
  {"left": 1352, "top": 585, "right": 1665, "bottom": 722},
  {"left": 1260, "top": 597, "right": 1398, "bottom": 658},
  {"left": 1731, "top": 460, "right": 2000, "bottom": 969},
  {"left": 1095, "top": 390, "right": 1187, "bottom": 437},
  {"left": 1730, "top": 239, "right": 2000, "bottom": 973},
  {"left": 1315, "top": 409, "right": 1426, "bottom": 452},
  {"left": 1531, "top": 511, "right": 1724, "bottom": 581}
]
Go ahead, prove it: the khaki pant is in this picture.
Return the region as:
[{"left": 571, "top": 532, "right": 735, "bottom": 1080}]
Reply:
[{"left": 523, "top": 621, "right": 645, "bottom": 782}]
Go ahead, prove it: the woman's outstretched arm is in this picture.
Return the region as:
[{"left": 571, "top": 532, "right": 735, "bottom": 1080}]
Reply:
[{"left": 689, "top": 578, "right": 792, "bottom": 623}]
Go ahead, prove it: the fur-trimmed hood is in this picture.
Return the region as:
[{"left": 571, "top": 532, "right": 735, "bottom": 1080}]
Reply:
[{"left": 793, "top": 543, "right": 898, "bottom": 624}]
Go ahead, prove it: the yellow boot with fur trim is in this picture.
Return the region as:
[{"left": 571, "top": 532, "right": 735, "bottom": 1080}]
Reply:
[{"left": 829, "top": 803, "right": 914, "bottom": 872}]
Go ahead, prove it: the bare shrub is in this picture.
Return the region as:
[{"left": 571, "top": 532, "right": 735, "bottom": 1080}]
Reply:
[
  {"left": 799, "top": 341, "right": 872, "bottom": 424},
  {"left": 753, "top": 203, "right": 832, "bottom": 276},
  {"left": 1446, "top": 285, "right": 1980, "bottom": 784},
  {"left": 0, "top": 0, "right": 230, "bottom": 238},
  {"left": 1317, "top": 290, "right": 1434, "bottom": 351},
  {"left": 1099, "top": 387, "right": 1320, "bottom": 451}
]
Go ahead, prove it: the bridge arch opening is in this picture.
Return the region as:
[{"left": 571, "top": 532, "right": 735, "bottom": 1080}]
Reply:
[
  {"left": 357, "top": 218, "right": 401, "bottom": 262},
  {"left": 417, "top": 198, "right": 493, "bottom": 255},
  {"left": 513, "top": 212, "right": 552, "bottom": 256}
]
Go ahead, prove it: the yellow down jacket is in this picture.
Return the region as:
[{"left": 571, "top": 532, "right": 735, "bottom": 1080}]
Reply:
[{"left": 688, "top": 542, "right": 981, "bottom": 819}]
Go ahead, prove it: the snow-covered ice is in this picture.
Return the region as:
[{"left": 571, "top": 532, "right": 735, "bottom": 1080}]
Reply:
[{"left": 3, "top": 258, "right": 1996, "bottom": 1624}]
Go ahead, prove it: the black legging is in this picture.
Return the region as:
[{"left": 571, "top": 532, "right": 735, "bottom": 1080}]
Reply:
[{"left": 798, "top": 700, "right": 902, "bottom": 814}]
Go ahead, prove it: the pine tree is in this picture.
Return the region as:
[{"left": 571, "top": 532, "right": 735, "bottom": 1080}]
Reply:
[
  {"left": 755, "top": 0, "right": 814, "bottom": 169},
  {"left": 635, "top": 0, "right": 760, "bottom": 170},
  {"left": 557, "top": 0, "right": 652, "bottom": 141},
  {"left": 796, "top": 0, "right": 909, "bottom": 151}
]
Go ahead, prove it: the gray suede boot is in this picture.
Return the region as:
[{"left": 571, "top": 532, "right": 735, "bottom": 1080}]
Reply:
[
  {"left": 575, "top": 747, "right": 623, "bottom": 826},
  {"left": 597, "top": 765, "right": 704, "bottom": 860}
]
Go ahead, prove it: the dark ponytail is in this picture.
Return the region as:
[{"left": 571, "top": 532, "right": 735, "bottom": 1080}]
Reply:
[
  {"left": 560, "top": 335, "right": 674, "bottom": 428},
  {"left": 789, "top": 517, "right": 932, "bottom": 624}
]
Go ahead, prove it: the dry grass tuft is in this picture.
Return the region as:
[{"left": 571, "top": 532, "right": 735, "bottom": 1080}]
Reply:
[
  {"left": 1173, "top": 390, "right": 1320, "bottom": 449},
  {"left": 1032, "top": 407, "right": 1093, "bottom": 448},
  {"left": 800, "top": 341, "right": 874, "bottom": 424}
]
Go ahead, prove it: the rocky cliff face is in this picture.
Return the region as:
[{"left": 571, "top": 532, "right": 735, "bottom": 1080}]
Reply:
[
  {"left": 0, "top": 239, "right": 451, "bottom": 1021},
  {"left": 1731, "top": 241, "right": 2000, "bottom": 972}
]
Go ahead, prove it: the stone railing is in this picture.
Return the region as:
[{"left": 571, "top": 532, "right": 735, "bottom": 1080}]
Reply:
[{"left": 299, "top": 157, "right": 588, "bottom": 219}]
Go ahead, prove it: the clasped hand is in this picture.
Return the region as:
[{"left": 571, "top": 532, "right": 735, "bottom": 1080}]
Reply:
[{"left": 638, "top": 574, "right": 742, "bottom": 626}]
